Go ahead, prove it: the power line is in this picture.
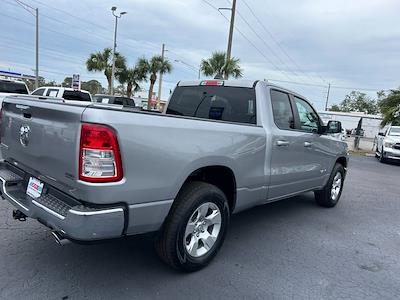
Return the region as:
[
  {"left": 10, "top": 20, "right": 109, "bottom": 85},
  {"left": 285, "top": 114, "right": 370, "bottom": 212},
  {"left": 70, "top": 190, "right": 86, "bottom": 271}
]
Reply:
[
  {"left": 234, "top": 10, "right": 301, "bottom": 81},
  {"left": 27, "top": 0, "right": 111, "bottom": 32},
  {"left": 241, "top": 0, "right": 327, "bottom": 84},
  {"left": 200, "top": 0, "right": 294, "bottom": 81},
  {"left": 3, "top": 0, "right": 158, "bottom": 56},
  {"left": 0, "top": 12, "right": 103, "bottom": 48},
  {"left": 267, "top": 78, "right": 386, "bottom": 92},
  {"left": 23, "top": 0, "right": 160, "bottom": 54}
]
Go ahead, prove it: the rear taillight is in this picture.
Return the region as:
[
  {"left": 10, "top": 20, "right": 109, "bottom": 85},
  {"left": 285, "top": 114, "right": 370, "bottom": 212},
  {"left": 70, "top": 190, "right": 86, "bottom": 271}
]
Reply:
[{"left": 79, "top": 123, "right": 123, "bottom": 183}]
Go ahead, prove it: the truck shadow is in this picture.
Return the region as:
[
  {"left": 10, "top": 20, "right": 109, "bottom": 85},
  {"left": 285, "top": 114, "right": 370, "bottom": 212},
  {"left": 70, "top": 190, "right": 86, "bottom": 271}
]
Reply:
[
  {"left": 45, "top": 193, "right": 317, "bottom": 274},
  {"left": 5, "top": 192, "right": 325, "bottom": 297}
]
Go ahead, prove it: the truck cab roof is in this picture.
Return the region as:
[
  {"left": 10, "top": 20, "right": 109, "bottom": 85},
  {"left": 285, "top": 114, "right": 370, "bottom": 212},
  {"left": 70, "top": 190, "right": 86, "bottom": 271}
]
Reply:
[{"left": 31, "top": 86, "right": 92, "bottom": 102}]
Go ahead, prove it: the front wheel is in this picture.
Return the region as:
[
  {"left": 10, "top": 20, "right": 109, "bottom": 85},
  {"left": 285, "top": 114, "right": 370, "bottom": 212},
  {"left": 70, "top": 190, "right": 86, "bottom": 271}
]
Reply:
[
  {"left": 315, "top": 163, "right": 345, "bottom": 207},
  {"left": 155, "top": 181, "right": 230, "bottom": 272},
  {"left": 379, "top": 147, "right": 386, "bottom": 163}
]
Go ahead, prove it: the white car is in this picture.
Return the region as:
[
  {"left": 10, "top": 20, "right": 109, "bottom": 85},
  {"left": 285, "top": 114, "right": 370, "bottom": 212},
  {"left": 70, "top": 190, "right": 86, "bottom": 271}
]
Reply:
[
  {"left": 376, "top": 125, "right": 400, "bottom": 162},
  {"left": 31, "top": 87, "right": 92, "bottom": 102},
  {"left": 0, "top": 79, "right": 29, "bottom": 106}
]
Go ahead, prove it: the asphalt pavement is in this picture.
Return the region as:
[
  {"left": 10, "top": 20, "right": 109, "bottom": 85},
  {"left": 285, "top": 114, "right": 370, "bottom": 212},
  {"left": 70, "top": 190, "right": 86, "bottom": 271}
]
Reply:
[{"left": 0, "top": 155, "right": 399, "bottom": 300}]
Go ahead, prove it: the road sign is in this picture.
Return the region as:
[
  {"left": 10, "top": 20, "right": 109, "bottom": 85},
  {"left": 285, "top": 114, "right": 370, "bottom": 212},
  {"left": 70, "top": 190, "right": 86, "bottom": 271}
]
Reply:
[{"left": 72, "top": 74, "right": 81, "bottom": 90}]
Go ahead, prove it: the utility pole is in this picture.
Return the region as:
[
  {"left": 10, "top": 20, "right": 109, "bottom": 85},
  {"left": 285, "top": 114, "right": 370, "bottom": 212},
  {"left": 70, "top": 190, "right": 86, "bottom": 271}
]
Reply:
[
  {"left": 325, "top": 83, "right": 331, "bottom": 111},
  {"left": 110, "top": 7, "right": 126, "bottom": 95},
  {"left": 157, "top": 43, "right": 166, "bottom": 103},
  {"left": 14, "top": 1, "right": 39, "bottom": 88},
  {"left": 35, "top": 8, "right": 39, "bottom": 89},
  {"left": 225, "top": 0, "right": 236, "bottom": 79}
]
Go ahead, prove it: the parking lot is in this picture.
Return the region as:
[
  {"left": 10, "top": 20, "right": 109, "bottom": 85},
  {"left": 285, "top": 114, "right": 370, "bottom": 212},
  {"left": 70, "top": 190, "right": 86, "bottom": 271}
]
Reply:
[{"left": 0, "top": 155, "right": 399, "bottom": 300}]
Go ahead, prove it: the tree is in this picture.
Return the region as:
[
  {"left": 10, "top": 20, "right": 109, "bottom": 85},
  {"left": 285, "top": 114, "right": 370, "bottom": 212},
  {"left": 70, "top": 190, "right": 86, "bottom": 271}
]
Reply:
[
  {"left": 330, "top": 104, "right": 341, "bottom": 112},
  {"left": 81, "top": 80, "right": 103, "bottom": 95},
  {"left": 378, "top": 88, "right": 400, "bottom": 126},
  {"left": 86, "top": 48, "right": 126, "bottom": 94},
  {"left": 114, "top": 84, "right": 126, "bottom": 96},
  {"left": 23, "top": 76, "right": 45, "bottom": 91},
  {"left": 118, "top": 60, "right": 148, "bottom": 98},
  {"left": 62, "top": 77, "right": 72, "bottom": 88},
  {"left": 140, "top": 56, "right": 172, "bottom": 109},
  {"left": 337, "top": 91, "right": 379, "bottom": 114},
  {"left": 200, "top": 51, "right": 243, "bottom": 79}
]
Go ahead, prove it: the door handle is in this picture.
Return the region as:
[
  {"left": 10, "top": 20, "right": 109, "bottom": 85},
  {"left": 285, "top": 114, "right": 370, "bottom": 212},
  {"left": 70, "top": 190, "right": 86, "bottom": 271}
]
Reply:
[
  {"left": 304, "top": 141, "right": 312, "bottom": 147},
  {"left": 276, "top": 140, "right": 289, "bottom": 147}
]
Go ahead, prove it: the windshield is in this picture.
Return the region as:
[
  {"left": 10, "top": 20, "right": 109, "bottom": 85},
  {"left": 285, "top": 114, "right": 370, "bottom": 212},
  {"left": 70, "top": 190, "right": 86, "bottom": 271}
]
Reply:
[
  {"left": 166, "top": 86, "right": 256, "bottom": 125},
  {"left": 0, "top": 81, "right": 29, "bottom": 94},
  {"left": 389, "top": 127, "right": 400, "bottom": 136},
  {"left": 62, "top": 90, "right": 91, "bottom": 101}
]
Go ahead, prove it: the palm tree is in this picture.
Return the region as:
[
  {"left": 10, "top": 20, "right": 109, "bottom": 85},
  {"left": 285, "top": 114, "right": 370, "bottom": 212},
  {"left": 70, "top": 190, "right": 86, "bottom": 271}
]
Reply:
[
  {"left": 140, "top": 55, "right": 172, "bottom": 109},
  {"left": 200, "top": 51, "right": 243, "bottom": 80},
  {"left": 86, "top": 48, "right": 126, "bottom": 94},
  {"left": 119, "top": 60, "right": 148, "bottom": 98}
]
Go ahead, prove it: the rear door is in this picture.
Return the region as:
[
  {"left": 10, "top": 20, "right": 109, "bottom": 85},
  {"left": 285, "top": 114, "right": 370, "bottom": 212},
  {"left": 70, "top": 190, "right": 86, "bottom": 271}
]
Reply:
[{"left": 268, "top": 89, "right": 309, "bottom": 200}]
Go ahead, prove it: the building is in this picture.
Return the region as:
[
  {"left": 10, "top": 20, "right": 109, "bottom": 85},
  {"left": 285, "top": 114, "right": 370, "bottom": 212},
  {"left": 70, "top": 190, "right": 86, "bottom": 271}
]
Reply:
[{"left": 318, "top": 111, "right": 383, "bottom": 138}]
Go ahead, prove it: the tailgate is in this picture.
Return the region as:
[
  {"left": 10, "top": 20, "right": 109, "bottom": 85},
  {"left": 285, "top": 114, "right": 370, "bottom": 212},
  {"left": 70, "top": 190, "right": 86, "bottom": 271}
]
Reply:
[{"left": 0, "top": 96, "right": 89, "bottom": 188}]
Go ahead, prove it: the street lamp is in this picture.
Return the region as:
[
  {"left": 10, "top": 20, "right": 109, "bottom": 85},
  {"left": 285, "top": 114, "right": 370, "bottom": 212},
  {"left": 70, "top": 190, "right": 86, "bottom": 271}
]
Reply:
[
  {"left": 110, "top": 6, "right": 127, "bottom": 95},
  {"left": 174, "top": 59, "right": 201, "bottom": 79}
]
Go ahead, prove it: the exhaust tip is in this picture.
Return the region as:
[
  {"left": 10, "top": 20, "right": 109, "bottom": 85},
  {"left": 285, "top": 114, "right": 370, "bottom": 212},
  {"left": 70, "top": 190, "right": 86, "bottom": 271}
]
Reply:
[{"left": 51, "top": 231, "right": 70, "bottom": 246}]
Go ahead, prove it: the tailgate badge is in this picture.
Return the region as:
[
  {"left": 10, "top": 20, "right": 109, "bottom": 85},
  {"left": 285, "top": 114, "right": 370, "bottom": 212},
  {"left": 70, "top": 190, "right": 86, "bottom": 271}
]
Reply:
[{"left": 19, "top": 125, "right": 31, "bottom": 147}]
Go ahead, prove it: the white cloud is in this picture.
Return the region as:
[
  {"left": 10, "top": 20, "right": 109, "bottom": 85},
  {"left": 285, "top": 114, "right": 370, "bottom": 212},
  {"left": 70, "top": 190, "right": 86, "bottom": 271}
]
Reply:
[{"left": 1, "top": 0, "right": 399, "bottom": 107}]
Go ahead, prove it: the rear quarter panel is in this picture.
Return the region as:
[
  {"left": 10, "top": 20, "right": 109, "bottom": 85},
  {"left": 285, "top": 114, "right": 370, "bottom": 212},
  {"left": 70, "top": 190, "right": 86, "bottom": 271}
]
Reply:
[{"left": 80, "top": 108, "right": 267, "bottom": 208}]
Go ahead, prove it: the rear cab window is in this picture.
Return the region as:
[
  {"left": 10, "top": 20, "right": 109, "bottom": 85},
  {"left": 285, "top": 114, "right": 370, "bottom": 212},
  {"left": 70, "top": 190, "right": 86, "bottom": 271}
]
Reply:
[
  {"left": 62, "top": 90, "right": 91, "bottom": 101},
  {"left": 113, "top": 97, "right": 124, "bottom": 105},
  {"left": 0, "top": 81, "right": 29, "bottom": 94},
  {"left": 166, "top": 85, "right": 256, "bottom": 125},
  {"left": 46, "top": 89, "right": 59, "bottom": 97}
]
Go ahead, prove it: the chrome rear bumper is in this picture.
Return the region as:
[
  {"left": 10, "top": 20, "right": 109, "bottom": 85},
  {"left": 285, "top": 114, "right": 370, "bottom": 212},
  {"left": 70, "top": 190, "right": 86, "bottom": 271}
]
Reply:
[{"left": 0, "top": 162, "right": 125, "bottom": 241}]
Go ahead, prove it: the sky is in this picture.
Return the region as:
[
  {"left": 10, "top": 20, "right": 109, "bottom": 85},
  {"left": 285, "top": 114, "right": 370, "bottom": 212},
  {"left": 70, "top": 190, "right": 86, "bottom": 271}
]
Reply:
[{"left": 1, "top": 0, "right": 399, "bottom": 110}]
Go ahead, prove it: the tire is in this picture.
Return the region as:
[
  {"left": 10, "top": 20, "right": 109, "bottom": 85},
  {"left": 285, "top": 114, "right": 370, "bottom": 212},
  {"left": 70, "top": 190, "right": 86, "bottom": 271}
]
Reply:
[
  {"left": 379, "top": 147, "right": 386, "bottom": 163},
  {"left": 314, "top": 163, "right": 345, "bottom": 208},
  {"left": 155, "top": 181, "right": 230, "bottom": 272}
]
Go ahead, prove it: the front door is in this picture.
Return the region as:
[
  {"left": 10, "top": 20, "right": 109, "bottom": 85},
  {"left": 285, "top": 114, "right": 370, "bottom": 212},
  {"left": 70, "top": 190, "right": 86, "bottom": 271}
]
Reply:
[
  {"left": 268, "top": 89, "right": 310, "bottom": 200},
  {"left": 291, "top": 96, "right": 326, "bottom": 189}
]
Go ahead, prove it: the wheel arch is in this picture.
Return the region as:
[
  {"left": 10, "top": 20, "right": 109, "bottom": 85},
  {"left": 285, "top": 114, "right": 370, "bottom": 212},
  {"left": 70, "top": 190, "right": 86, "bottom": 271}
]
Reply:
[
  {"left": 176, "top": 165, "right": 237, "bottom": 213},
  {"left": 335, "top": 156, "right": 348, "bottom": 169}
]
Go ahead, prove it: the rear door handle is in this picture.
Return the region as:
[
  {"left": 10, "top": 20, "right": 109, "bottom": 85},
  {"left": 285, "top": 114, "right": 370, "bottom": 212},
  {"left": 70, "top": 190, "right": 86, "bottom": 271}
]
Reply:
[
  {"left": 304, "top": 141, "right": 312, "bottom": 147},
  {"left": 276, "top": 140, "right": 289, "bottom": 147}
]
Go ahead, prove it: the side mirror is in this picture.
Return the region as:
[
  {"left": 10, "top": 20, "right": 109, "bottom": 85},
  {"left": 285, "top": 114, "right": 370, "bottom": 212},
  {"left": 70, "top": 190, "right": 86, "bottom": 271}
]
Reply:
[
  {"left": 326, "top": 120, "right": 342, "bottom": 134},
  {"left": 378, "top": 132, "right": 385, "bottom": 136}
]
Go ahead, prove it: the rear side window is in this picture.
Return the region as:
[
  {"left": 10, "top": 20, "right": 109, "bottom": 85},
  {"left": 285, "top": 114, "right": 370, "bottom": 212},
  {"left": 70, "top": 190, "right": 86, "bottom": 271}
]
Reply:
[
  {"left": 270, "top": 90, "right": 294, "bottom": 130},
  {"left": 123, "top": 98, "right": 135, "bottom": 107},
  {"left": 113, "top": 97, "right": 123, "bottom": 105},
  {"left": 0, "top": 81, "right": 29, "bottom": 94},
  {"left": 62, "top": 90, "right": 91, "bottom": 101},
  {"left": 46, "top": 89, "right": 59, "bottom": 97},
  {"left": 166, "top": 86, "right": 256, "bottom": 124},
  {"left": 32, "top": 88, "right": 45, "bottom": 96}
]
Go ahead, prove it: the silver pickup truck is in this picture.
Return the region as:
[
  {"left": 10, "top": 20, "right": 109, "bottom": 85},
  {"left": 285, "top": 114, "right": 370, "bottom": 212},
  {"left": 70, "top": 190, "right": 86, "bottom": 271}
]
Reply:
[{"left": 0, "top": 80, "right": 348, "bottom": 271}]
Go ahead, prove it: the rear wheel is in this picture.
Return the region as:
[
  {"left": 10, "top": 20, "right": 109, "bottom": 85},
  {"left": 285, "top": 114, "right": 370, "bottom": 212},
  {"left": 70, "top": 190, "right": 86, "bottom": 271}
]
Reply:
[
  {"left": 315, "top": 163, "right": 345, "bottom": 207},
  {"left": 155, "top": 181, "right": 230, "bottom": 272}
]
